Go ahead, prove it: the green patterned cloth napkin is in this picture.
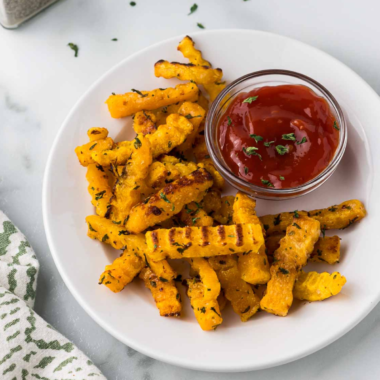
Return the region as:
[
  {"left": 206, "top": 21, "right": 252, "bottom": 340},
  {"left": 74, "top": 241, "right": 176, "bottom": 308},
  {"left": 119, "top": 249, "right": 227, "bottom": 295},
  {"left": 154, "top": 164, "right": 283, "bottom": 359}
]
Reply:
[{"left": 0, "top": 211, "right": 106, "bottom": 380}]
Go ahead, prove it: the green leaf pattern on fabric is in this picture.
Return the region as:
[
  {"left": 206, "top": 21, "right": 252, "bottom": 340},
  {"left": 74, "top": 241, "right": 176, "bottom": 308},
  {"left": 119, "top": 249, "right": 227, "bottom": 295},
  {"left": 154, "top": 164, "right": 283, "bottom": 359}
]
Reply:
[{"left": 0, "top": 211, "right": 106, "bottom": 379}]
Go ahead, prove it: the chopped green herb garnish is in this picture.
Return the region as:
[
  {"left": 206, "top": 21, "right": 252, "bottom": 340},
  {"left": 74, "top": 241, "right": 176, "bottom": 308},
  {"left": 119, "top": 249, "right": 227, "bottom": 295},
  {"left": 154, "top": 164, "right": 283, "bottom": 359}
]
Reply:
[
  {"left": 89, "top": 143, "right": 97, "bottom": 150},
  {"left": 243, "top": 146, "right": 262, "bottom": 160},
  {"left": 243, "top": 96, "right": 258, "bottom": 104},
  {"left": 102, "top": 234, "right": 109, "bottom": 242},
  {"left": 159, "top": 277, "right": 168, "bottom": 283},
  {"left": 111, "top": 38, "right": 118, "bottom": 41},
  {"left": 293, "top": 210, "right": 299, "bottom": 218},
  {"left": 242, "top": 306, "right": 251, "bottom": 313},
  {"left": 278, "top": 267, "right": 289, "bottom": 275},
  {"left": 134, "top": 137, "right": 142, "bottom": 149},
  {"left": 118, "top": 230, "right": 130, "bottom": 236},
  {"left": 333, "top": 121, "right": 340, "bottom": 131},
  {"left": 292, "top": 222, "right": 301, "bottom": 229},
  {"left": 200, "top": 307, "right": 206, "bottom": 313},
  {"left": 88, "top": 223, "right": 97, "bottom": 232},
  {"left": 95, "top": 190, "right": 106, "bottom": 200},
  {"left": 244, "top": 167, "right": 249, "bottom": 175},
  {"left": 192, "top": 217, "right": 200, "bottom": 225},
  {"left": 296, "top": 137, "right": 307, "bottom": 145},
  {"left": 279, "top": 176, "right": 285, "bottom": 180},
  {"left": 197, "top": 23, "right": 205, "bottom": 29},
  {"left": 131, "top": 89, "right": 147, "bottom": 97},
  {"left": 185, "top": 114, "right": 201, "bottom": 119},
  {"left": 211, "top": 307, "right": 221, "bottom": 317},
  {"left": 227, "top": 116, "right": 232, "bottom": 126},
  {"left": 188, "top": 3, "right": 198, "bottom": 15},
  {"left": 282, "top": 133, "right": 296, "bottom": 141},
  {"left": 130, "top": 1, "right": 136, "bottom": 5},
  {"left": 261, "top": 179, "right": 274, "bottom": 187},
  {"left": 68, "top": 43, "right": 79, "bottom": 57},
  {"left": 275, "top": 145, "right": 288, "bottom": 155},
  {"left": 250, "top": 134, "right": 263, "bottom": 143},
  {"left": 160, "top": 192, "right": 171, "bottom": 203}
]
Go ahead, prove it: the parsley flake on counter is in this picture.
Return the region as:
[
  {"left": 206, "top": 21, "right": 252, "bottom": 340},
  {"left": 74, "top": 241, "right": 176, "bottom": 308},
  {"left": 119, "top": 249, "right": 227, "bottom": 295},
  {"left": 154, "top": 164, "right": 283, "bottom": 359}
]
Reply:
[
  {"left": 130, "top": 1, "right": 136, "bottom": 6},
  {"left": 111, "top": 38, "right": 118, "bottom": 41},
  {"left": 68, "top": 43, "right": 79, "bottom": 57},
  {"left": 189, "top": 3, "right": 198, "bottom": 15},
  {"left": 197, "top": 23, "right": 205, "bottom": 29}
]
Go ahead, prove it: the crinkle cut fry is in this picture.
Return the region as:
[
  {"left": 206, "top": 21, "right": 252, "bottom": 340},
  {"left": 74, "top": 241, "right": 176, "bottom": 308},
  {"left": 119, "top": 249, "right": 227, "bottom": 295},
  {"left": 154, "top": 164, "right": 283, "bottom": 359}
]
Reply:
[
  {"left": 177, "top": 36, "right": 226, "bottom": 101},
  {"left": 260, "top": 216, "right": 320, "bottom": 316},
  {"left": 145, "top": 223, "right": 264, "bottom": 261},
  {"left": 139, "top": 267, "right": 181, "bottom": 317},
  {"left": 146, "top": 113, "right": 193, "bottom": 158},
  {"left": 186, "top": 258, "right": 222, "bottom": 330},
  {"left": 294, "top": 271, "right": 346, "bottom": 301},
  {"left": 109, "top": 134, "right": 152, "bottom": 224},
  {"left": 99, "top": 250, "right": 144, "bottom": 293},
  {"left": 154, "top": 60, "right": 223, "bottom": 85},
  {"left": 126, "top": 168, "right": 213, "bottom": 234},
  {"left": 266, "top": 235, "right": 341, "bottom": 265},
  {"left": 93, "top": 113, "right": 194, "bottom": 167},
  {"left": 133, "top": 111, "right": 157, "bottom": 136},
  {"left": 260, "top": 199, "right": 366, "bottom": 236},
  {"left": 209, "top": 255, "right": 260, "bottom": 322},
  {"left": 106, "top": 83, "right": 199, "bottom": 118},
  {"left": 233, "top": 192, "right": 271, "bottom": 285},
  {"left": 86, "top": 164, "right": 113, "bottom": 217},
  {"left": 86, "top": 215, "right": 177, "bottom": 283},
  {"left": 175, "top": 102, "right": 206, "bottom": 153},
  {"left": 75, "top": 127, "right": 114, "bottom": 167}
]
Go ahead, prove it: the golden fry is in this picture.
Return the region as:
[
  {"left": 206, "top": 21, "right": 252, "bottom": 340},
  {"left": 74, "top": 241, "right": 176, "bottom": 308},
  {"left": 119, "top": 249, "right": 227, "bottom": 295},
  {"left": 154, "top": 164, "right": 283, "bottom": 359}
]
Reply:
[
  {"left": 140, "top": 267, "right": 181, "bottom": 317},
  {"left": 147, "top": 113, "right": 193, "bottom": 157},
  {"left": 154, "top": 60, "right": 223, "bottom": 85},
  {"left": 146, "top": 223, "right": 264, "bottom": 261},
  {"left": 86, "top": 164, "right": 113, "bottom": 217},
  {"left": 109, "top": 135, "right": 152, "bottom": 224},
  {"left": 154, "top": 103, "right": 184, "bottom": 126},
  {"left": 260, "top": 200, "right": 366, "bottom": 236},
  {"left": 193, "top": 135, "right": 225, "bottom": 189},
  {"left": 126, "top": 168, "right": 213, "bottom": 234},
  {"left": 213, "top": 196, "right": 235, "bottom": 225},
  {"left": 180, "top": 202, "right": 213, "bottom": 227},
  {"left": 266, "top": 235, "right": 341, "bottom": 265},
  {"left": 99, "top": 250, "right": 144, "bottom": 293},
  {"left": 202, "top": 188, "right": 222, "bottom": 215},
  {"left": 233, "top": 192, "right": 270, "bottom": 285},
  {"left": 209, "top": 255, "right": 260, "bottom": 322},
  {"left": 294, "top": 271, "right": 346, "bottom": 302},
  {"left": 133, "top": 111, "right": 157, "bottom": 135},
  {"left": 260, "top": 216, "right": 320, "bottom": 316},
  {"left": 186, "top": 258, "right": 222, "bottom": 330},
  {"left": 92, "top": 141, "right": 133, "bottom": 167},
  {"left": 75, "top": 128, "right": 114, "bottom": 167},
  {"left": 106, "top": 83, "right": 199, "bottom": 118},
  {"left": 176, "top": 102, "right": 206, "bottom": 152},
  {"left": 177, "top": 36, "right": 226, "bottom": 101}
]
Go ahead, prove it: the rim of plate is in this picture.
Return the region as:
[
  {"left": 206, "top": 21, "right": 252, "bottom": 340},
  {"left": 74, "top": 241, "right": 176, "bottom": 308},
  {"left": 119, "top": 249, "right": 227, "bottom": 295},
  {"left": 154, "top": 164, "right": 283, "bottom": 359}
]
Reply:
[{"left": 42, "top": 29, "right": 380, "bottom": 372}]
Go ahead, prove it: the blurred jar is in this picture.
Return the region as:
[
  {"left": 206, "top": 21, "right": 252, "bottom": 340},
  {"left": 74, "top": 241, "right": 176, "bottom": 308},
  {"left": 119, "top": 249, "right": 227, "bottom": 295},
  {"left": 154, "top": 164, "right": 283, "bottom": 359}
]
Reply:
[{"left": 0, "top": 0, "right": 58, "bottom": 28}]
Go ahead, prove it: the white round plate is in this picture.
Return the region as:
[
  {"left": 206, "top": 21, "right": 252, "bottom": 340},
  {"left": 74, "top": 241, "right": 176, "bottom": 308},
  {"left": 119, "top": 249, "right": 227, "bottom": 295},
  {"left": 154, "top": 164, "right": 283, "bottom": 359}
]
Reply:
[{"left": 43, "top": 30, "right": 380, "bottom": 372}]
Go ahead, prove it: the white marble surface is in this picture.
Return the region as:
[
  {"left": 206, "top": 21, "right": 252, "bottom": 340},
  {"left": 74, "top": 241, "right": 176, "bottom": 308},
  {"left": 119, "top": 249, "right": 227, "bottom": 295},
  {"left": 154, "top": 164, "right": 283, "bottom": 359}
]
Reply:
[{"left": 1, "top": 0, "right": 379, "bottom": 378}]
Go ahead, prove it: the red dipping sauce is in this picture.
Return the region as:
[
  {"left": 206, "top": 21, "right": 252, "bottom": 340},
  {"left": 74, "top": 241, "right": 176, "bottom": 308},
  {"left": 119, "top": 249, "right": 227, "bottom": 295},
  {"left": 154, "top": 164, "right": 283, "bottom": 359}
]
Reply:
[{"left": 218, "top": 85, "right": 340, "bottom": 189}]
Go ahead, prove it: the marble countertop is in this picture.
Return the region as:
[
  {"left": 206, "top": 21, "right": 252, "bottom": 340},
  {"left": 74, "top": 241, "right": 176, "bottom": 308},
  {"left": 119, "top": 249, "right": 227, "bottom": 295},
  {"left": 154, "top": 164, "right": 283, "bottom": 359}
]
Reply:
[{"left": 1, "top": 0, "right": 379, "bottom": 378}]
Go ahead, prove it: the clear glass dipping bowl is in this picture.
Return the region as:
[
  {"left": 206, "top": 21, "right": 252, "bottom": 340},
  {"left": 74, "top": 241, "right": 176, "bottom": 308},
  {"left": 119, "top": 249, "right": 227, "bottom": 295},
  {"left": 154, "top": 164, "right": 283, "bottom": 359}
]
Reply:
[{"left": 205, "top": 69, "right": 347, "bottom": 200}]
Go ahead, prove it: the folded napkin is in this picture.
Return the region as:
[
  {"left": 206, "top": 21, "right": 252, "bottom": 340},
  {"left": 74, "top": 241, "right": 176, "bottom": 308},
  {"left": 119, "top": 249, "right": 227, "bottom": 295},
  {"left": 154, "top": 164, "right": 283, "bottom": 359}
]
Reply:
[{"left": 0, "top": 211, "right": 106, "bottom": 380}]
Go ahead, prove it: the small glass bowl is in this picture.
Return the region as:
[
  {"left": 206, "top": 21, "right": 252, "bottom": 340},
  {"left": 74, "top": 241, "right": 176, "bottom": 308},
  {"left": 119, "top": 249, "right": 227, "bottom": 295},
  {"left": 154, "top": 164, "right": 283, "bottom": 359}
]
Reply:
[{"left": 205, "top": 69, "right": 347, "bottom": 200}]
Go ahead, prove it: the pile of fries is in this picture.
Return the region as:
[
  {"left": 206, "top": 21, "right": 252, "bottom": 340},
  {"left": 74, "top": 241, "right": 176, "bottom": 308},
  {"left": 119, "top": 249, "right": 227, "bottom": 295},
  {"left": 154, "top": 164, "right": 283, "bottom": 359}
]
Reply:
[{"left": 75, "top": 36, "right": 367, "bottom": 330}]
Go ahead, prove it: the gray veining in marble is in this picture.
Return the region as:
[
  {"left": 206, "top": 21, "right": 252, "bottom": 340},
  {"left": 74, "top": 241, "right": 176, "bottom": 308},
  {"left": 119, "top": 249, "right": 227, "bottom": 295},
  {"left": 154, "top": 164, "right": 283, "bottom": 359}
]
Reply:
[{"left": 1, "top": 0, "right": 380, "bottom": 379}]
